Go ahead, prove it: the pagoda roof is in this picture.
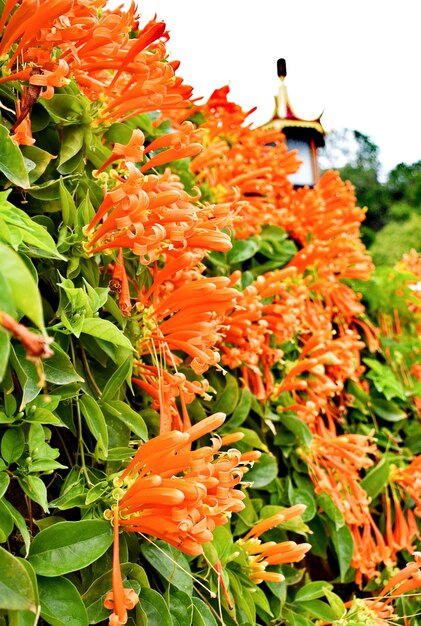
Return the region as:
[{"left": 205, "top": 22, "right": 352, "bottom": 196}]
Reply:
[{"left": 264, "top": 59, "right": 326, "bottom": 145}]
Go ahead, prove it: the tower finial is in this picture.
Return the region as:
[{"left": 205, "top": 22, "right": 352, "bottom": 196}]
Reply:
[{"left": 277, "top": 58, "right": 287, "bottom": 80}]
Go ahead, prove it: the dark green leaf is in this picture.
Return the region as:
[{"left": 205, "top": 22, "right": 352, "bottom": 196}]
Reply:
[
  {"left": 38, "top": 575, "right": 88, "bottom": 626},
  {"left": 370, "top": 398, "right": 407, "bottom": 421},
  {"left": 43, "top": 344, "right": 84, "bottom": 385},
  {"left": 227, "top": 386, "right": 251, "bottom": 428},
  {"left": 329, "top": 521, "right": 354, "bottom": 582},
  {"left": 191, "top": 597, "right": 218, "bottom": 626},
  {"left": 212, "top": 373, "right": 239, "bottom": 416},
  {"left": 1, "top": 499, "right": 31, "bottom": 556},
  {"left": 0, "top": 499, "right": 14, "bottom": 541},
  {"left": 138, "top": 588, "right": 172, "bottom": 626},
  {"left": 228, "top": 237, "right": 260, "bottom": 264},
  {"left": 1, "top": 428, "right": 25, "bottom": 464},
  {"left": 280, "top": 412, "right": 313, "bottom": 447},
  {"left": 58, "top": 125, "right": 85, "bottom": 169},
  {"left": 245, "top": 453, "right": 278, "bottom": 488},
  {"left": 361, "top": 456, "right": 390, "bottom": 499},
  {"left": 79, "top": 395, "right": 108, "bottom": 460},
  {"left": 28, "top": 520, "right": 113, "bottom": 576},
  {"left": 101, "top": 359, "right": 132, "bottom": 402},
  {"left": 168, "top": 589, "right": 193, "bottom": 626},
  {"left": 102, "top": 401, "right": 147, "bottom": 441},
  {"left": 40, "top": 95, "right": 91, "bottom": 125},
  {"left": 289, "top": 489, "right": 316, "bottom": 521},
  {"left": 141, "top": 540, "right": 193, "bottom": 596}
]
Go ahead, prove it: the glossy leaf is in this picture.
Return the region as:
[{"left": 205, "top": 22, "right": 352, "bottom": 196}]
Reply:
[
  {"left": 191, "top": 597, "right": 219, "bottom": 626},
  {"left": 79, "top": 395, "right": 109, "bottom": 459},
  {"left": 295, "top": 581, "right": 333, "bottom": 602},
  {"left": 0, "top": 124, "right": 30, "bottom": 188},
  {"left": 140, "top": 540, "right": 193, "bottom": 596},
  {"left": 138, "top": 588, "right": 172, "bottom": 626},
  {"left": 361, "top": 456, "right": 390, "bottom": 499},
  {"left": 0, "top": 546, "right": 37, "bottom": 611},
  {"left": 38, "top": 575, "right": 88, "bottom": 626},
  {"left": 81, "top": 318, "right": 133, "bottom": 351},
  {"left": 28, "top": 520, "right": 113, "bottom": 576},
  {"left": 102, "top": 400, "right": 148, "bottom": 441},
  {"left": 0, "top": 243, "right": 44, "bottom": 330}
]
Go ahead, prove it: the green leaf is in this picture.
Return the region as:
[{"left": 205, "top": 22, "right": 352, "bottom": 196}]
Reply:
[
  {"left": 0, "top": 328, "right": 10, "bottom": 382},
  {"left": 28, "top": 520, "right": 113, "bottom": 576},
  {"left": 102, "top": 401, "right": 148, "bottom": 441},
  {"left": 191, "top": 597, "right": 218, "bottom": 626},
  {"left": 10, "top": 345, "right": 42, "bottom": 408},
  {"left": 295, "top": 581, "right": 333, "bottom": 602},
  {"left": 280, "top": 412, "right": 313, "bottom": 447},
  {"left": 227, "top": 386, "right": 252, "bottom": 428},
  {"left": 58, "top": 125, "right": 85, "bottom": 170},
  {"left": 0, "top": 124, "right": 30, "bottom": 188},
  {"left": 245, "top": 453, "right": 278, "bottom": 488},
  {"left": 212, "top": 373, "right": 239, "bottom": 415},
  {"left": 43, "top": 344, "right": 84, "bottom": 385},
  {"left": 0, "top": 197, "right": 64, "bottom": 259},
  {"left": 38, "top": 575, "right": 88, "bottom": 626},
  {"left": 329, "top": 521, "right": 354, "bottom": 582},
  {"left": 1, "top": 498, "right": 31, "bottom": 556},
  {"left": 168, "top": 589, "right": 193, "bottom": 626},
  {"left": 370, "top": 398, "right": 407, "bottom": 421},
  {"left": 0, "top": 546, "right": 37, "bottom": 611},
  {"left": 1, "top": 428, "right": 25, "bottom": 464},
  {"left": 101, "top": 359, "right": 132, "bottom": 401},
  {"left": 40, "top": 95, "right": 91, "bottom": 126},
  {"left": 59, "top": 179, "right": 77, "bottom": 228},
  {"left": 81, "top": 318, "right": 133, "bottom": 351},
  {"left": 0, "top": 471, "right": 10, "bottom": 498},
  {"left": 138, "top": 588, "right": 172, "bottom": 626},
  {"left": 299, "top": 599, "right": 339, "bottom": 622},
  {"left": 228, "top": 237, "right": 260, "bottom": 264},
  {"left": 324, "top": 588, "right": 346, "bottom": 620},
  {"left": 18, "top": 476, "right": 49, "bottom": 513},
  {"left": 79, "top": 395, "right": 108, "bottom": 460},
  {"left": 20, "top": 145, "right": 55, "bottom": 184},
  {"left": 289, "top": 489, "right": 316, "bottom": 521},
  {"left": 0, "top": 498, "right": 14, "bottom": 541},
  {"left": 361, "top": 456, "right": 390, "bottom": 499},
  {"left": 140, "top": 540, "right": 193, "bottom": 596},
  {"left": 0, "top": 243, "right": 45, "bottom": 330}
]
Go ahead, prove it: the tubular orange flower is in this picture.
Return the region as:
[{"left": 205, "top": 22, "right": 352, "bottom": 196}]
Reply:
[
  {"left": 237, "top": 505, "right": 311, "bottom": 585},
  {"left": 104, "top": 506, "right": 139, "bottom": 626}
]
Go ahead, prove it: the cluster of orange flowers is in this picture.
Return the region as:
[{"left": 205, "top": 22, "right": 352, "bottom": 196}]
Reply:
[
  {"left": 0, "top": 0, "right": 193, "bottom": 139},
  {"left": 104, "top": 413, "right": 261, "bottom": 625},
  {"left": 3, "top": 2, "right": 419, "bottom": 619}
]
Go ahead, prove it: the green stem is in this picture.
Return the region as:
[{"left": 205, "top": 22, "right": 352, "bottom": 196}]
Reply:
[{"left": 70, "top": 338, "right": 93, "bottom": 486}]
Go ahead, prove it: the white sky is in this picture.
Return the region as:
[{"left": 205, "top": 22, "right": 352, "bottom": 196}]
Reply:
[{"left": 134, "top": 0, "right": 421, "bottom": 177}]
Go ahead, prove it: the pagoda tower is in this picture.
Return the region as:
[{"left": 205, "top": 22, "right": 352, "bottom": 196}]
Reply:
[{"left": 264, "top": 58, "right": 326, "bottom": 187}]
